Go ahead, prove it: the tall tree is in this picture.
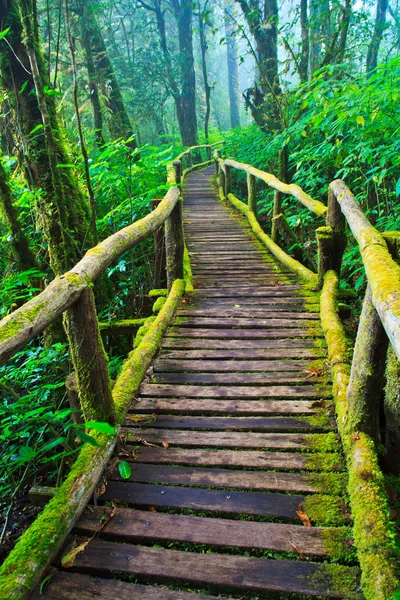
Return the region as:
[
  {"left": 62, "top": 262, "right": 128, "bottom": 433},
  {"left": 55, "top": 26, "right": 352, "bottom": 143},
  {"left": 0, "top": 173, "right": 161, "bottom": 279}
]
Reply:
[
  {"left": 299, "top": 0, "right": 309, "bottom": 83},
  {"left": 235, "top": 0, "right": 280, "bottom": 130},
  {"left": 138, "top": 0, "right": 198, "bottom": 146},
  {"left": 224, "top": 0, "right": 240, "bottom": 128},
  {"left": 197, "top": 0, "right": 212, "bottom": 141},
  {"left": 0, "top": 0, "right": 93, "bottom": 275},
  {"left": 77, "top": 0, "right": 138, "bottom": 148},
  {"left": 367, "top": 0, "right": 389, "bottom": 75}
]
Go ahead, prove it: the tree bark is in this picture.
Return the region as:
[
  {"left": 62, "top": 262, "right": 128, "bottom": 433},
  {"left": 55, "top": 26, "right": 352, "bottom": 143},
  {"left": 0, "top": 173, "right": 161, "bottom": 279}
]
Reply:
[
  {"left": 198, "top": 1, "right": 212, "bottom": 141},
  {"left": 366, "top": 0, "right": 388, "bottom": 76},
  {"left": 224, "top": 0, "right": 240, "bottom": 128}
]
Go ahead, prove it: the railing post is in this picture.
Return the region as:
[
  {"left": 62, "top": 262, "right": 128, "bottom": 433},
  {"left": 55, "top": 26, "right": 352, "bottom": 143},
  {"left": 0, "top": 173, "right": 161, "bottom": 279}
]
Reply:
[
  {"left": 247, "top": 172, "right": 257, "bottom": 218},
  {"left": 224, "top": 164, "right": 232, "bottom": 196},
  {"left": 326, "top": 185, "right": 347, "bottom": 277},
  {"left": 316, "top": 226, "right": 334, "bottom": 289},
  {"left": 271, "top": 190, "right": 282, "bottom": 243},
  {"left": 206, "top": 146, "right": 211, "bottom": 161},
  {"left": 173, "top": 160, "right": 182, "bottom": 185},
  {"left": 219, "top": 162, "right": 226, "bottom": 197},
  {"left": 151, "top": 199, "right": 167, "bottom": 288},
  {"left": 165, "top": 197, "right": 184, "bottom": 290},
  {"left": 187, "top": 151, "right": 193, "bottom": 168},
  {"left": 64, "top": 289, "right": 116, "bottom": 424},
  {"left": 347, "top": 286, "right": 389, "bottom": 445}
]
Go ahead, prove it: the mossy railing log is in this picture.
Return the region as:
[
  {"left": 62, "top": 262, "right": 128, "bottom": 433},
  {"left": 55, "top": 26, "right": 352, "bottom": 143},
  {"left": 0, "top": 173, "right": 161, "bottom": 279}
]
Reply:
[{"left": 214, "top": 149, "right": 400, "bottom": 600}]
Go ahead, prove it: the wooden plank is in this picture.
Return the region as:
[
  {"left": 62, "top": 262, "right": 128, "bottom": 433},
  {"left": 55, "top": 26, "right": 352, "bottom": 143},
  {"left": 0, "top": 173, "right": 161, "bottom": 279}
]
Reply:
[
  {"left": 161, "top": 338, "right": 320, "bottom": 349},
  {"left": 154, "top": 359, "right": 314, "bottom": 372},
  {"left": 173, "top": 317, "right": 317, "bottom": 328},
  {"left": 129, "top": 446, "right": 343, "bottom": 470},
  {"left": 160, "top": 348, "right": 323, "bottom": 359},
  {"left": 109, "top": 463, "right": 342, "bottom": 493},
  {"left": 153, "top": 372, "right": 320, "bottom": 385},
  {"left": 126, "top": 414, "right": 329, "bottom": 432},
  {"left": 139, "top": 383, "right": 329, "bottom": 398},
  {"left": 133, "top": 398, "right": 320, "bottom": 415},
  {"left": 177, "top": 310, "right": 319, "bottom": 319},
  {"left": 76, "top": 506, "right": 332, "bottom": 555},
  {"left": 195, "top": 288, "right": 303, "bottom": 297},
  {"left": 66, "top": 538, "right": 355, "bottom": 597},
  {"left": 166, "top": 328, "right": 321, "bottom": 339},
  {"left": 123, "top": 428, "right": 335, "bottom": 450},
  {"left": 100, "top": 481, "right": 304, "bottom": 517},
  {"left": 32, "top": 571, "right": 223, "bottom": 600}
]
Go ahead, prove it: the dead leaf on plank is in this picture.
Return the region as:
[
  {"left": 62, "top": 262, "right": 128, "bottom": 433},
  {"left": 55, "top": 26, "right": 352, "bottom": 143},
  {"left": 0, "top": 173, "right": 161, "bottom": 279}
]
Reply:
[
  {"left": 296, "top": 505, "right": 312, "bottom": 527},
  {"left": 148, "top": 506, "right": 157, "bottom": 512},
  {"left": 162, "top": 440, "right": 169, "bottom": 448}
]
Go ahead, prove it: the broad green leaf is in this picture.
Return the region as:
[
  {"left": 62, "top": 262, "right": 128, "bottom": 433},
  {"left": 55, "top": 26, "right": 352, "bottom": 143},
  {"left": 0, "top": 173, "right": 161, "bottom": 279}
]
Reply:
[
  {"left": 356, "top": 116, "right": 365, "bottom": 127},
  {"left": 29, "top": 124, "right": 43, "bottom": 135},
  {"left": 118, "top": 460, "right": 131, "bottom": 479},
  {"left": 19, "top": 81, "right": 28, "bottom": 95},
  {"left": 85, "top": 421, "right": 116, "bottom": 435},
  {"left": 75, "top": 429, "right": 100, "bottom": 447},
  {"left": 395, "top": 178, "right": 400, "bottom": 198},
  {"left": 0, "top": 27, "right": 10, "bottom": 41}
]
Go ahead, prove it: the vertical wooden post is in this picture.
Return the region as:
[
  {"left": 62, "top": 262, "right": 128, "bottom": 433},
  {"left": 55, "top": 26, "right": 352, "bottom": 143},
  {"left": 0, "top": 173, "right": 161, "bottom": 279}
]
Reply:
[
  {"left": 316, "top": 226, "right": 334, "bottom": 289},
  {"left": 347, "top": 286, "right": 389, "bottom": 445},
  {"left": 64, "top": 289, "right": 116, "bottom": 424},
  {"left": 247, "top": 172, "right": 257, "bottom": 218},
  {"left": 165, "top": 198, "right": 184, "bottom": 290},
  {"left": 206, "top": 146, "right": 211, "bottom": 161},
  {"left": 151, "top": 199, "right": 167, "bottom": 288},
  {"left": 219, "top": 163, "right": 226, "bottom": 197},
  {"left": 173, "top": 160, "right": 182, "bottom": 185},
  {"left": 326, "top": 185, "right": 347, "bottom": 278},
  {"left": 224, "top": 164, "right": 232, "bottom": 196},
  {"left": 271, "top": 190, "right": 282, "bottom": 243},
  {"left": 187, "top": 151, "right": 193, "bottom": 168}
]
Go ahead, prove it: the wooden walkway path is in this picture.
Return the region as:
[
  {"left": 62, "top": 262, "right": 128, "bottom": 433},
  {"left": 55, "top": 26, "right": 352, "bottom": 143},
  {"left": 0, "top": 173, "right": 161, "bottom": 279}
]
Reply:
[{"left": 35, "top": 168, "right": 359, "bottom": 599}]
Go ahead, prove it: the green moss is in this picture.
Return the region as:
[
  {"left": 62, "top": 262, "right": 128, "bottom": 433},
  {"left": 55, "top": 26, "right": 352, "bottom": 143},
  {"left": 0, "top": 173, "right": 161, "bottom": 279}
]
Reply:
[
  {"left": 152, "top": 296, "right": 167, "bottom": 314},
  {"left": 303, "top": 453, "right": 344, "bottom": 472},
  {"left": 320, "top": 526, "right": 355, "bottom": 561},
  {"left": 306, "top": 472, "right": 347, "bottom": 496},
  {"left": 148, "top": 288, "right": 168, "bottom": 298},
  {"left": 309, "top": 564, "right": 361, "bottom": 598},
  {"left": 302, "top": 413, "right": 332, "bottom": 429},
  {"left": 301, "top": 494, "right": 346, "bottom": 526},
  {"left": 0, "top": 299, "right": 45, "bottom": 344},
  {"left": 99, "top": 318, "right": 147, "bottom": 330},
  {"left": 303, "top": 432, "right": 340, "bottom": 453}
]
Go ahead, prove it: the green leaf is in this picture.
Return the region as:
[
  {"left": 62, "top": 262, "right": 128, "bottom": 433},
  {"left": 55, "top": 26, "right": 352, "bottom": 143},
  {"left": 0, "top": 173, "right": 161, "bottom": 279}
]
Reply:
[
  {"left": 85, "top": 421, "right": 116, "bottom": 435},
  {"left": 356, "top": 116, "right": 365, "bottom": 127},
  {"left": 75, "top": 429, "right": 100, "bottom": 447},
  {"left": 56, "top": 163, "right": 75, "bottom": 168},
  {"left": 0, "top": 27, "right": 10, "bottom": 41},
  {"left": 19, "top": 81, "right": 28, "bottom": 95},
  {"left": 43, "top": 86, "right": 62, "bottom": 96},
  {"left": 392, "top": 591, "right": 400, "bottom": 600},
  {"left": 395, "top": 178, "right": 400, "bottom": 198},
  {"left": 29, "top": 124, "right": 43, "bottom": 135},
  {"left": 118, "top": 460, "right": 131, "bottom": 479}
]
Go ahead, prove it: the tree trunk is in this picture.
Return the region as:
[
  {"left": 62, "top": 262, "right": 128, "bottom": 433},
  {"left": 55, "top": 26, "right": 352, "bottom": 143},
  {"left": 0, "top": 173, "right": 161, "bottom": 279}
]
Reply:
[
  {"left": 198, "top": 3, "right": 212, "bottom": 141},
  {"left": 224, "top": 0, "right": 240, "bottom": 128},
  {"left": 0, "top": 161, "right": 38, "bottom": 271},
  {"left": 299, "top": 0, "right": 309, "bottom": 83},
  {"left": 309, "top": 0, "right": 329, "bottom": 74},
  {"left": 366, "top": 0, "right": 388, "bottom": 76},
  {"left": 0, "top": 0, "right": 93, "bottom": 276},
  {"left": 78, "top": 0, "right": 138, "bottom": 148}
]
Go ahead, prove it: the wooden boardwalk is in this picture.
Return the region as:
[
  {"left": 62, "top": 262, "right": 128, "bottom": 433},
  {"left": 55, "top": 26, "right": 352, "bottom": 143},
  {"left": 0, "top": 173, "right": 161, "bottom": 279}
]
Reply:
[{"left": 35, "top": 167, "right": 359, "bottom": 599}]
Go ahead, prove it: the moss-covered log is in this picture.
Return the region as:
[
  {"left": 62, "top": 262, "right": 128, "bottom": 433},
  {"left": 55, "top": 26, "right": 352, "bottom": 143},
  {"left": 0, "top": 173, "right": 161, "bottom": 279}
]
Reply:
[
  {"left": 320, "top": 270, "right": 398, "bottom": 600},
  {"left": 384, "top": 345, "right": 400, "bottom": 473},
  {"left": 151, "top": 199, "right": 167, "bottom": 288},
  {"left": 0, "top": 187, "right": 180, "bottom": 365},
  {"left": 165, "top": 199, "right": 184, "bottom": 290},
  {"left": 330, "top": 180, "right": 400, "bottom": 359},
  {"left": 225, "top": 190, "right": 318, "bottom": 286},
  {"left": 224, "top": 158, "right": 327, "bottom": 217},
  {"left": 99, "top": 318, "right": 147, "bottom": 335},
  {"left": 347, "top": 286, "right": 388, "bottom": 444}
]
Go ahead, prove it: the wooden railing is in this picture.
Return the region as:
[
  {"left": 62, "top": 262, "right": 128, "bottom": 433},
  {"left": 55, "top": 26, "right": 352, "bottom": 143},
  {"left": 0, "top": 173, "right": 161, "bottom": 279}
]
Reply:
[
  {"left": 214, "top": 149, "right": 400, "bottom": 600},
  {"left": 0, "top": 143, "right": 220, "bottom": 600}
]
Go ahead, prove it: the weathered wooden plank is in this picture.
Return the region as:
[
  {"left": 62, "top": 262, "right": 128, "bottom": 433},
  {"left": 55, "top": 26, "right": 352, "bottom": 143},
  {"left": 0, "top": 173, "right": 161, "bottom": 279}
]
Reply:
[
  {"left": 177, "top": 310, "right": 319, "bottom": 319},
  {"left": 166, "top": 328, "right": 321, "bottom": 339},
  {"left": 100, "top": 481, "right": 304, "bottom": 517},
  {"left": 161, "top": 338, "right": 321, "bottom": 349},
  {"left": 129, "top": 446, "right": 344, "bottom": 471},
  {"left": 123, "top": 428, "right": 335, "bottom": 450},
  {"left": 32, "top": 571, "right": 223, "bottom": 600},
  {"left": 133, "top": 398, "right": 320, "bottom": 415},
  {"left": 76, "top": 506, "right": 333, "bottom": 555},
  {"left": 139, "top": 383, "right": 328, "bottom": 398},
  {"left": 173, "top": 317, "right": 317, "bottom": 328},
  {"left": 153, "top": 372, "right": 319, "bottom": 385},
  {"left": 66, "top": 538, "right": 355, "bottom": 597},
  {"left": 160, "top": 348, "right": 323, "bottom": 359},
  {"left": 126, "top": 414, "right": 329, "bottom": 432},
  {"left": 154, "top": 358, "right": 314, "bottom": 372},
  {"left": 109, "top": 463, "right": 343, "bottom": 493}
]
